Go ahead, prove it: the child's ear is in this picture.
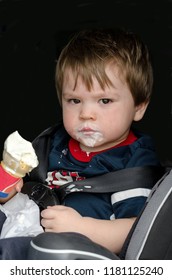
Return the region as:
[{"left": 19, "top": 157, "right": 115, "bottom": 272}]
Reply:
[{"left": 133, "top": 102, "right": 149, "bottom": 121}]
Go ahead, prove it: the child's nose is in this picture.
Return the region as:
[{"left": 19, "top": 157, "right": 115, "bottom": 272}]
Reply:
[{"left": 79, "top": 104, "right": 96, "bottom": 120}]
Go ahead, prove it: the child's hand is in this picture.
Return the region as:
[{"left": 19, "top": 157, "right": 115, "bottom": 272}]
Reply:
[{"left": 41, "top": 205, "right": 82, "bottom": 232}]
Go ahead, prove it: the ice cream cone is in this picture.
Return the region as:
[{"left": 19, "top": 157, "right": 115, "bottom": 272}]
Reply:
[{"left": 0, "top": 131, "right": 39, "bottom": 199}]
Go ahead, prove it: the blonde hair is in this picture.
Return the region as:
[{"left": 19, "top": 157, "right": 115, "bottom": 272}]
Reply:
[{"left": 55, "top": 28, "right": 153, "bottom": 106}]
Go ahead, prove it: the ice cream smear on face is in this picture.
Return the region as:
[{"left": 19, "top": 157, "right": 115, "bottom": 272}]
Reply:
[
  {"left": 1, "top": 131, "right": 39, "bottom": 177},
  {"left": 76, "top": 124, "right": 104, "bottom": 148}
]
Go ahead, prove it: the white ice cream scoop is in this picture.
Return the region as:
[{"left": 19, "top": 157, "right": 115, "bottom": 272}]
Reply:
[{"left": 2, "top": 131, "right": 39, "bottom": 177}]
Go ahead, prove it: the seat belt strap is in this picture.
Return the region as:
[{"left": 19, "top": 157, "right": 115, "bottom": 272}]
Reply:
[{"left": 56, "top": 166, "right": 165, "bottom": 201}]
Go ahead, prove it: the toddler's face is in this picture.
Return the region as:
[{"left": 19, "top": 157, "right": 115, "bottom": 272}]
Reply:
[{"left": 61, "top": 63, "right": 146, "bottom": 153}]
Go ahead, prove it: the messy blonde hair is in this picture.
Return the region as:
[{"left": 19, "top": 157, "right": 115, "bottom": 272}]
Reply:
[{"left": 55, "top": 28, "right": 153, "bottom": 106}]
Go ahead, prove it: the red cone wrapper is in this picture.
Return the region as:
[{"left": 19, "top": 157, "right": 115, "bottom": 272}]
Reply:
[{"left": 0, "top": 164, "right": 21, "bottom": 198}]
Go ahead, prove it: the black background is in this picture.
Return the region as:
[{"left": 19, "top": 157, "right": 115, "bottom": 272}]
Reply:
[{"left": 0, "top": 0, "right": 172, "bottom": 162}]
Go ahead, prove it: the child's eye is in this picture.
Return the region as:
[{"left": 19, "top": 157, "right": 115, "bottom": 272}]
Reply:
[
  {"left": 99, "top": 99, "right": 112, "bottom": 104},
  {"left": 68, "top": 99, "right": 80, "bottom": 104}
]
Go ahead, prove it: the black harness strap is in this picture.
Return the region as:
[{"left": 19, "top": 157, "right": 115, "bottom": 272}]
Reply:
[{"left": 55, "top": 166, "right": 166, "bottom": 202}]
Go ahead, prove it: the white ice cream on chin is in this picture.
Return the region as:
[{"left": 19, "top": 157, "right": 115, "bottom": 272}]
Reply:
[
  {"left": 2, "top": 131, "right": 39, "bottom": 177},
  {"left": 76, "top": 131, "right": 104, "bottom": 147},
  {"left": 75, "top": 124, "right": 104, "bottom": 148}
]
